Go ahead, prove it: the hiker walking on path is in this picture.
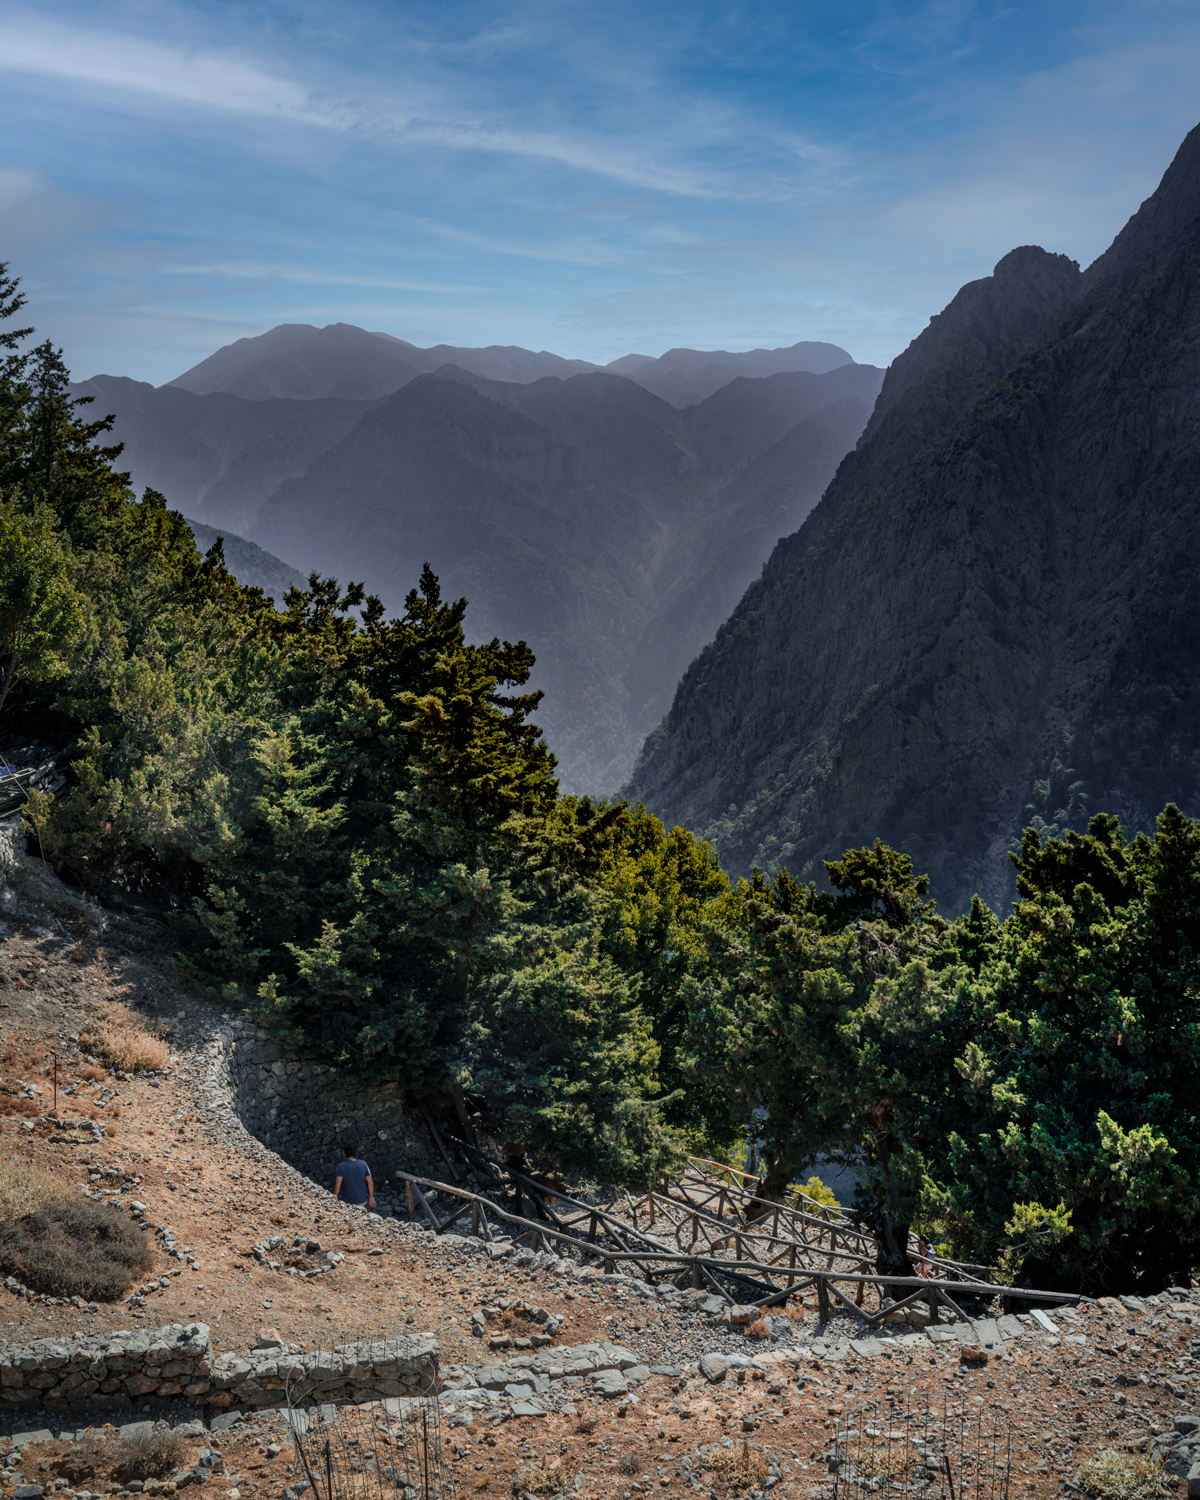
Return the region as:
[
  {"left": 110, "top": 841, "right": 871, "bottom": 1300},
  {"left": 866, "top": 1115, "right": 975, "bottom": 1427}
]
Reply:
[{"left": 333, "top": 1143, "right": 376, "bottom": 1211}]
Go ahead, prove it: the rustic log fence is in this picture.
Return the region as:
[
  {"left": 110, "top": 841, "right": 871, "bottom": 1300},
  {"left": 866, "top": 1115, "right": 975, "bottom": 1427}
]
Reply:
[{"left": 392, "top": 1166, "right": 1076, "bottom": 1329}]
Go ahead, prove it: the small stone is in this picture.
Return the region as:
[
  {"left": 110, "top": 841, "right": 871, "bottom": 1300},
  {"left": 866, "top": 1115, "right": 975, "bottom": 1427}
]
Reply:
[{"left": 960, "top": 1343, "right": 988, "bottom": 1364}]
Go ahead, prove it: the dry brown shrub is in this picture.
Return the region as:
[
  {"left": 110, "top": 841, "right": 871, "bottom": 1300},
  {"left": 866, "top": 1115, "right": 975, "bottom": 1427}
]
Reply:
[
  {"left": 2, "top": 1036, "right": 46, "bottom": 1071},
  {"left": 114, "top": 1429, "right": 188, "bottom": 1481},
  {"left": 518, "top": 1457, "right": 579, "bottom": 1495},
  {"left": 1078, "top": 1451, "right": 1176, "bottom": 1500},
  {"left": 79, "top": 1064, "right": 108, "bottom": 1083},
  {"left": 747, "top": 1318, "right": 771, "bottom": 1338},
  {"left": 0, "top": 1151, "right": 70, "bottom": 1219},
  {"left": 79, "top": 1003, "right": 169, "bottom": 1072},
  {"left": 0, "top": 1096, "right": 39, "bottom": 1118},
  {"left": 53, "top": 1434, "right": 110, "bottom": 1484},
  {"left": 703, "top": 1440, "right": 769, "bottom": 1497},
  {"left": 0, "top": 1198, "right": 153, "bottom": 1300}
]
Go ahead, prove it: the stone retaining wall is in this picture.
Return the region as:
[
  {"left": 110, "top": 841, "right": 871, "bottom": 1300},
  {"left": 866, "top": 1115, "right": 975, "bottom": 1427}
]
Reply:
[
  {"left": 0, "top": 1324, "right": 439, "bottom": 1413},
  {"left": 211, "top": 1021, "right": 439, "bottom": 1202}
]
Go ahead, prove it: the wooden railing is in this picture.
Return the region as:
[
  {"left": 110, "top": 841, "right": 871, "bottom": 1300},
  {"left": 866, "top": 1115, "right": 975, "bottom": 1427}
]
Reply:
[{"left": 392, "top": 1167, "right": 1075, "bottom": 1330}]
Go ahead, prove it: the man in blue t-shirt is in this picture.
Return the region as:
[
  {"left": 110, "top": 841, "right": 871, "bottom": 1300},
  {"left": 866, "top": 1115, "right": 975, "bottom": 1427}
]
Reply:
[{"left": 333, "top": 1144, "right": 376, "bottom": 1210}]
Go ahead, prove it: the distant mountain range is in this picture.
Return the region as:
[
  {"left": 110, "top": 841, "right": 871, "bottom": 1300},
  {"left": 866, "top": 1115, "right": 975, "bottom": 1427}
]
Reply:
[
  {"left": 166, "top": 320, "right": 854, "bottom": 408},
  {"left": 75, "top": 333, "right": 880, "bottom": 791},
  {"left": 627, "top": 121, "right": 1200, "bottom": 912}
]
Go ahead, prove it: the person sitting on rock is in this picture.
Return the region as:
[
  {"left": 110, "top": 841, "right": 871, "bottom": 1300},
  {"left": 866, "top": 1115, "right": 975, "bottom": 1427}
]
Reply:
[{"left": 333, "top": 1143, "right": 376, "bottom": 1211}]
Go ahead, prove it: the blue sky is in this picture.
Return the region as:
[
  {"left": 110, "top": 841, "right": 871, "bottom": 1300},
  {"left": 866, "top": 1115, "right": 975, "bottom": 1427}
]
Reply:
[{"left": 2, "top": 0, "right": 1199, "bottom": 384}]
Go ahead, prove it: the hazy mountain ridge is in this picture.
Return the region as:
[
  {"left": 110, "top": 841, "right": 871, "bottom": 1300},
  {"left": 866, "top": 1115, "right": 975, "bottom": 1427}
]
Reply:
[
  {"left": 166, "top": 321, "right": 600, "bottom": 402},
  {"left": 164, "top": 322, "right": 854, "bottom": 409},
  {"left": 250, "top": 361, "right": 884, "bottom": 791},
  {"left": 606, "top": 341, "right": 855, "bottom": 408},
  {"left": 626, "top": 122, "right": 1200, "bottom": 912},
  {"left": 75, "top": 330, "right": 880, "bottom": 792}
]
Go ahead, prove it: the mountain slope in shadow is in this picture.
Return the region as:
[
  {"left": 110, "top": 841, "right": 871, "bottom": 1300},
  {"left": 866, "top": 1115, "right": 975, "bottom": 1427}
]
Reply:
[{"left": 626, "top": 121, "right": 1200, "bottom": 912}]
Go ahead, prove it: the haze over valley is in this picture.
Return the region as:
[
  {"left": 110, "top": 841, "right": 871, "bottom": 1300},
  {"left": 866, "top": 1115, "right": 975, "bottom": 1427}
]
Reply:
[{"left": 75, "top": 335, "right": 882, "bottom": 791}]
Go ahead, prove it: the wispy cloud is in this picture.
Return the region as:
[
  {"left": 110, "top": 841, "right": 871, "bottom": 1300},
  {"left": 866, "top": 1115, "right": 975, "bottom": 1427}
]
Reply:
[
  {"left": 3, "top": 0, "right": 1199, "bottom": 383},
  {"left": 165, "top": 262, "right": 495, "bottom": 294},
  {"left": 3, "top": 18, "right": 330, "bottom": 123},
  {"left": 0, "top": 12, "right": 820, "bottom": 202}
]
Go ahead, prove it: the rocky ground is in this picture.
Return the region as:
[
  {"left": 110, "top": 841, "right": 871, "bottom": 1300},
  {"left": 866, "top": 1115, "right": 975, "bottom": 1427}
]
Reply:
[{"left": 1, "top": 841, "right": 1198, "bottom": 1500}]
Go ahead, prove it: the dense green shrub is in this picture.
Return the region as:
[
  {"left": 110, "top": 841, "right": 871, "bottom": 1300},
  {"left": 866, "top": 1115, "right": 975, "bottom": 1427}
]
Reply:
[{"left": 683, "top": 813, "right": 1200, "bottom": 1292}]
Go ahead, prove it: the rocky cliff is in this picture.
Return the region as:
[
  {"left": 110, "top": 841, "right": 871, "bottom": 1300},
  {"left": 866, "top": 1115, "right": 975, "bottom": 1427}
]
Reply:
[{"left": 626, "top": 122, "right": 1200, "bottom": 912}]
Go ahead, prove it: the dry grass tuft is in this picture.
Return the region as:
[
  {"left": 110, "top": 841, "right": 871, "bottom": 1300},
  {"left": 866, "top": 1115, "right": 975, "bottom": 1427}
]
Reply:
[
  {"left": 1077, "top": 1451, "right": 1177, "bottom": 1500},
  {"left": 0, "top": 1094, "right": 39, "bottom": 1118},
  {"left": 702, "top": 1440, "right": 769, "bottom": 1497},
  {"left": 1, "top": 1037, "right": 47, "bottom": 1071},
  {"left": 79, "top": 1002, "right": 170, "bottom": 1073},
  {"left": 115, "top": 1429, "right": 189, "bottom": 1482},
  {"left": 0, "top": 1150, "right": 71, "bottom": 1219},
  {"left": 850, "top": 1446, "right": 919, "bottom": 1481},
  {"left": 517, "top": 1458, "right": 579, "bottom": 1496},
  {"left": 747, "top": 1318, "right": 771, "bottom": 1338}
]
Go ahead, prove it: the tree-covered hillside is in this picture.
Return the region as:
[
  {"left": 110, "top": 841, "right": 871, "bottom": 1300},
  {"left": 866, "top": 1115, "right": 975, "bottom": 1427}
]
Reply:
[{"left": 3, "top": 262, "right": 1198, "bottom": 1295}]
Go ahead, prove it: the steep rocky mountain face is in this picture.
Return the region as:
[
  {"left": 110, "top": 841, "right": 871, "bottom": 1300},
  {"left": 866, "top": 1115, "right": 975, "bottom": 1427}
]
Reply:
[
  {"left": 248, "top": 361, "right": 883, "bottom": 791},
  {"left": 626, "top": 122, "right": 1200, "bottom": 913},
  {"left": 607, "top": 341, "right": 855, "bottom": 407}
]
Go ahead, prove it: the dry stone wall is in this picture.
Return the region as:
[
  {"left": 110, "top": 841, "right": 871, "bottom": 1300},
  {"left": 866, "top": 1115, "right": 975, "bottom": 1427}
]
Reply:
[
  {"left": 209, "top": 1020, "right": 439, "bottom": 1208},
  {"left": 0, "top": 1324, "right": 439, "bottom": 1413}
]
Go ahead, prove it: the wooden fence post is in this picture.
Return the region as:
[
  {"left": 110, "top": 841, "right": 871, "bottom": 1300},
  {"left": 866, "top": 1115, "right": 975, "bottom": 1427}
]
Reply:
[
  {"left": 407, "top": 1181, "right": 414, "bottom": 1222},
  {"left": 817, "top": 1277, "right": 831, "bottom": 1325},
  {"left": 692, "top": 1260, "right": 702, "bottom": 1289},
  {"left": 472, "top": 1201, "right": 480, "bottom": 1237}
]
